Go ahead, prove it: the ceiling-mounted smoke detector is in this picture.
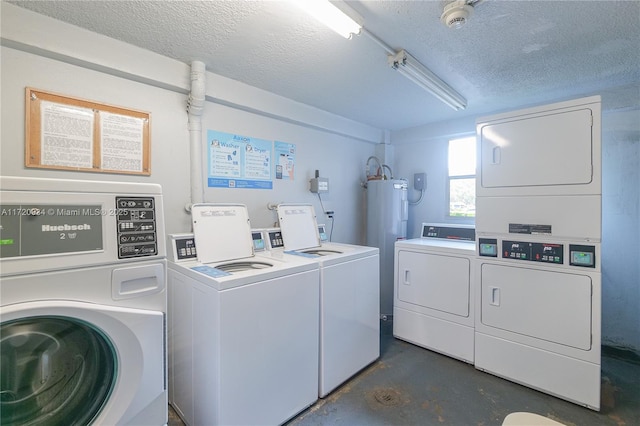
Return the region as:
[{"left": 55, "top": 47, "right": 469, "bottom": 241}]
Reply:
[{"left": 441, "top": 0, "right": 474, "bottom": 29}]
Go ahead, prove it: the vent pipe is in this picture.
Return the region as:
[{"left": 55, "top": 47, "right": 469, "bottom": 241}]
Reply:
[{"left": 187, "top": 61, "right": 206, "bottom": 210}]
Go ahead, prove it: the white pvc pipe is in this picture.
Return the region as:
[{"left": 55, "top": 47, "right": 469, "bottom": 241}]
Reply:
[{"left": 187, "top": 60, "right": 206, "bottom": 210}]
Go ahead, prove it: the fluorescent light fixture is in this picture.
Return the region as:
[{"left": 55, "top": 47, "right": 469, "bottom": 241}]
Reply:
[
  {"left": 388, "top": 49, "right": 467, "bottom": 110},
  {"left": 293, "top": 0, "right": 362, "bottom": 39}
]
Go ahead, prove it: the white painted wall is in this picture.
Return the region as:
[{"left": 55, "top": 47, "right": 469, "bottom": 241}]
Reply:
[
  {"left": 391, "top": 89, "right": 640, "bottom": 352},
  {"left": 1, "top": 46, "right": 193, "bottom": 236},
  {"left": 1, "top": 4, "right": 380, "bottom": 245},
  {"left": 197, "top": 103, "right": 373, "bottom": 244},
  {"left": 392, "top": 117, "right": 477, "bottom": 238},
  {"left": 601, "top": 107, "right": 640, "bottom": 351}
]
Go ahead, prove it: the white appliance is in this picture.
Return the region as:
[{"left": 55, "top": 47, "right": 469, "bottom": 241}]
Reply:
[
  {"left": 277, "top": 204, "right": 380, "bottom": 398},
  {"left": 166, "top": 204, "right": 320, "bottom": 425},
  {"left": 476, "top": 96, "right": 601, "bottom": 198},
  {"left": 475, "top": 96, "right": 602, "bottom": 410},
  {"left": 366, "top": 179, "right": 408, "bottom": 317},
  {"left": 0, "top": 176, "right": 167, "bottom": 425},
  {"left": 394, "top": 223, "right": 476, "bottom": 363}
]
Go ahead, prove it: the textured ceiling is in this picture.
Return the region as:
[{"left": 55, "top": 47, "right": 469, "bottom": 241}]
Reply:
[{"left": 7, "top": 0, "right": 640, "bottom": 131}]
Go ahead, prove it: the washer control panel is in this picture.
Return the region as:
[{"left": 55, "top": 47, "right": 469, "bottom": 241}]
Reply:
[
  {"left": 0, "top": 203, "right": 104, "bottom": 258},
  {"left": 252, "top": 231, "right": 266, "bottom": 252},
  {"left": 116, "top": 197, "right": 158, "bottom": 258},
  {"left": 267, "top": 230, "right": 285, "bottom": 249},
  {"left": 317, "top": 224, "right": 328, "bottom": 242},
  {"left": 169, "top": 234, "right": 197, "bottom": 262}
]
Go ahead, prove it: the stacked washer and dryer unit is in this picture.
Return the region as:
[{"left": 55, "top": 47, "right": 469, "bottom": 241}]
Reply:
[
  {"left": 0, "top": 176, "right": 168, "bottom": 425},
  {"left": 475, "top": 96, "right": 602, "bottom": 410},
  {"left": 276, "top": 204, "right": 380, "bottom": 398},
  {"left": 166, "top": 204, "right": 320, "bottom": 425}
]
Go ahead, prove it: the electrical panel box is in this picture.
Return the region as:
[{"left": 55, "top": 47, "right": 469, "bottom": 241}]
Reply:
[{"left": 310, "top": 177, "right": 329, "bottom": 193}]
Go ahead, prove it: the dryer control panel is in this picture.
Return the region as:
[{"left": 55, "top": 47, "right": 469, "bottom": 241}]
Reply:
[
  {"left": 421, "top": 223, "right": 475, "bottom": 241},
  {"left": 504, "top": 240, "right": 563, "bottom": 264},
  {"left": 479, "top": 238, "right": 596, "bottom": 268}
]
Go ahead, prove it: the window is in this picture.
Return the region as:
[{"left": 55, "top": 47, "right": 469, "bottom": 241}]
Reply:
[{"left": 448, "top": 136, "right": 476, "bottom": 217}]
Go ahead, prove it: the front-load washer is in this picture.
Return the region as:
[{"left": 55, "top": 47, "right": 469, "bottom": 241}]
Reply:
[
  {"left": 166, "top": 204, "right": 320, "bottom": 426},
  {"left": 394, "top": 223, "right": 476, "bottom": 363},
  {"left": 0, "top": 176, "right": 167, "bottom": 425},
  {"left": 277, "top": 204, "right": 380, "bottom": 398}
]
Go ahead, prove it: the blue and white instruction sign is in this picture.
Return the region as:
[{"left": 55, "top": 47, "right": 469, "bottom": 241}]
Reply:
[
  {"left": 274, "top": 141, "right": 296, "bottom": 180},
  {"left": 207, "top": 130, "right": 273, "bottom": 189}
]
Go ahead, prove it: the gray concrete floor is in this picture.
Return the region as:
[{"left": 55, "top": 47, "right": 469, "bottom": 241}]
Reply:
[{"left": 169, "top": 320, "right": 640, "bottom": 425}]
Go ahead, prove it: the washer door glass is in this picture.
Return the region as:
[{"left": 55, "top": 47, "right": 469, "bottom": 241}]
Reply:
[{"left": 0, "top": 316, "right": 117, "bottom": 426}]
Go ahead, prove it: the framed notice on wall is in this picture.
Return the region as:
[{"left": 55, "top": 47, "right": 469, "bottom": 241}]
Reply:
[{"left": 25, "top": 87, "right": 151, "bottom": 175}]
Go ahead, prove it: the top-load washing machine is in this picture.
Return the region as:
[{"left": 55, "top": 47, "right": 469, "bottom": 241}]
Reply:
[
  {"left": 166, "top": 204, "right": 320, "bottom": 426},
  {"left": 393, "top": 223, "right": 476, "bottom": 363},
  {"left": 277, "top": 204, "right": 380, "bottom": 398},
  {"left": 0, "top": 176, "right": 167, "bottom": 425}
]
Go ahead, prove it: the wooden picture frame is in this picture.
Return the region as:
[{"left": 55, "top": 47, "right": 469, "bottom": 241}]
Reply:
[{"left": 25, "top": 87, "right": 151, "bottom": 175}]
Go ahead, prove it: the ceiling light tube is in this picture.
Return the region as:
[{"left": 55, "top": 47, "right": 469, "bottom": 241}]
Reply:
[
  {"left": 397, "top": 65, "right": 467, "bottom": 110},
  {"left": 293, "top": 0, "right": 362, "bottom": 39},
  {"left": 388, "top": 49, "right": 467, "bottom": 110}
]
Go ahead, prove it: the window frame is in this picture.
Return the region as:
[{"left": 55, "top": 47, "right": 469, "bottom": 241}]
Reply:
[{"left": 446, "top": 135, "right": 477, "bottom": 219}]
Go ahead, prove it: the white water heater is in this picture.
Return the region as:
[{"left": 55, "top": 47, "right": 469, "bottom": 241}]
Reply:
[{"left": 366, "top": 179, "right": 408, "bottom": 317}]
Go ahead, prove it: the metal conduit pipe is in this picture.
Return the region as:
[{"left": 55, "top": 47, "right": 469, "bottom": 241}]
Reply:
[
  {"left": 186, "top": 60, "right": 206, "bottom": 211},
  {"left": 365, "top": 156, "right": 382, "bottom": 179},
  {"left": 381, "top": 164, "right": 393, "bottom": 179}
]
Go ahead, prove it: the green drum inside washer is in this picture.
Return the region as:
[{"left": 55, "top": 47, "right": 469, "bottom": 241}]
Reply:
[{"left": 0, "top": 316, "right": 117, "bottom": 426}]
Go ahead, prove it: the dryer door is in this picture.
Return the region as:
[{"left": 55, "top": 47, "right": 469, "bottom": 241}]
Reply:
[{"left": 0, "top": 301, "right": 166, "bottom": 425}]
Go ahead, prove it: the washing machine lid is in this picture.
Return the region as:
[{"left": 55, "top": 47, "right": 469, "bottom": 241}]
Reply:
[
  {"left": 192, "top": 204, "right": 254, "bottom": 263},
  {"left": 277, "top": 204, "right": 321, "bottom": 251}
]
